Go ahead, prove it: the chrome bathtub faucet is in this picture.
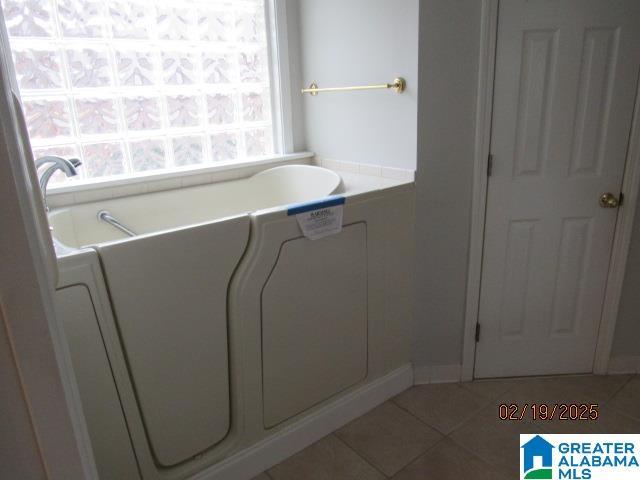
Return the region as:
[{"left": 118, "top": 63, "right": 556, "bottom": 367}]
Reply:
[{"left": 35, "top": 155, "right": 81, "bottom": 211}]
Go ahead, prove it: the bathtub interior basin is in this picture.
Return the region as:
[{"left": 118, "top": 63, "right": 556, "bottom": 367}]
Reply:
[{"left": 49, "top": 164, "right": 342, "bottom": 249}]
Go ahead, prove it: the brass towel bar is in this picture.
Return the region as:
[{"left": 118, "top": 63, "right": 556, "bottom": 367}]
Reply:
[{"left": 301, "top": 77, "right": 406, "bottom": 96}]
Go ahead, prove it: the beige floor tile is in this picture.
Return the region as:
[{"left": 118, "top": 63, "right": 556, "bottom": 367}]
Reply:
[
  {"left": 266, "top": 374, "right": 636, "bottom": 479},
  {"left": 391, "top": 439, "right": 509, "bottom": 480},
  {"left": 535, "top": 415, "right": 599, "bottom": 434},
  {"left": 589, "top": 405, "right": 640, "bottom": 433},
  {"left": 393, "top": 383, "right": 489, "bottom": 434},
  {"left": 336, "top": 401, "right": 443, "bottom": 476},
  {"left": 460, "top": 378, "right": 519, "bottom": 400},
  {"left": 251, "top": 474, "right": 271, "bottom": 480},
  {"left": 267, "top": 435, "right": 385, "bottom": 480},
  {"left": 609, "top": 375, "right": 640, "bottom": 420},
  {"left": 498, "top": 374, "right": 630, "bottom": 405},
  {"left": 449, "top": 403, "right": 541, "bottom": 477}
]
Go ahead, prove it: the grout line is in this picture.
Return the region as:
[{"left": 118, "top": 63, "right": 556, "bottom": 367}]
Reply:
[
  {"left": 383, "top": 436, "right": 449, "bottom": 479},
  {"left": 441, "top": 403, "right": 522, "bottom": 479},
  {"left": 606, "top": 373, "right": 635, "bottom": 401},
  {"left": 331, "top": 433, "right": 391, "bottom": 479},
  {"left": 444, "top": 436, "right": 512, "bottom": 479},
  {"left": 390, "top": 385, "right": 492, "bottom": 438},
  {"left": 389, "top": 398, "right": 451, "bottom": 437},
  {"left": 457, "top": 379, "right": 521, "bottom": 401},
  {"left": 441, "top": 402, "right": 497, "bottom": 438},
  {"left": 605, "top": 404, "right": 640, "bottom": 424},
  {"left": 604, "top": 376, "right": 640, "bottom": 421},
  {"left": 336, "top": 427, "right": 450, "bottom": 480},
  {"left": 449, "top": 438, "right": 512, "bottom": 475}
]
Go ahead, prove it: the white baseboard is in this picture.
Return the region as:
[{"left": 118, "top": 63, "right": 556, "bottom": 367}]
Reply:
[
  {"left": 191, "top": 364, "right": 414, "bottom": 480},
  {"left": 608, "top": 356, "right": 640, "bottom": 374},
  {"left": 413, "top": 364, "right": 462, "bottom": 385}
]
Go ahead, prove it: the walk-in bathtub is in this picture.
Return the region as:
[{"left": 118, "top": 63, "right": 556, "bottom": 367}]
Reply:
[
  {"left": 52, "top": 163, "right": 415, "bottom": 480},
  {"left": 49, "top": 164, "right": 342, "bottom": 249}
]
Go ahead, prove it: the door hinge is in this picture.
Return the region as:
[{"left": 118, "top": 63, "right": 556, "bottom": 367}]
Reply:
[
  {"left": 487, "top": 154, "right": 493, "bottom": 177},
  {"left": 619, "top": 192, "right": 625, "bottom": 206},
  {"left": 475, "top": 323, "right": 481, "bottom": 343}
]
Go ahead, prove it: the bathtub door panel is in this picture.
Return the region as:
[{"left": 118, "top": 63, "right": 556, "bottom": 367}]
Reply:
[
  {"left": 262, "top": 223, "right": 368, "bottom": 428},
  {"left": 97, "top": 215, "right": 249, "bottom": 467}
]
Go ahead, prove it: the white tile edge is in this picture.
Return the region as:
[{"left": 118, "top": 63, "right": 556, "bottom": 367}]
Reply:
[
  {"left": 413, "top": 364, "right": 462, "bottom": 385},
  {"left": 314, "top": 157, "right": 415, "bottom": 182},
  {"left": 190, "top": 364, "right": 413, "bottom": 480},
  {"left": 608, "top": 356, "right": 640, "bottom": 375},
  {"left": 48, "top": 153, "right": 314, "bottom": 207},
  {"left": 48, "top": 154, "right": 414, "bottom": 208}
]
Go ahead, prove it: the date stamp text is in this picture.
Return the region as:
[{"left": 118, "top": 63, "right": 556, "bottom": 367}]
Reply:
[{"left": 498, "top": 403, "right": 599, "bottom": 421}]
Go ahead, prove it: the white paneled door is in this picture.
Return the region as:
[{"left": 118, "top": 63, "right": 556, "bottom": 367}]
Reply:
[{"left": 475, "top": 0, "right": 640, "bottom": 378}]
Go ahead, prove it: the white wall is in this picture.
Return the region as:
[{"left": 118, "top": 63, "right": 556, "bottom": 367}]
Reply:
[
  {"left": 612, "top": 197, "right": 640, "bottom": 359},
  {"left": 0, "top": 308, "right": 47, "bottom": 480},
  {"left": 412, "top": 0, "right": 482, "bottom": 368},
  {"left": 296, "top": 0, "right": 419, "bottom": 170},
  {"left": 283, "top": 0, "right": 306, "bottom": 152}
]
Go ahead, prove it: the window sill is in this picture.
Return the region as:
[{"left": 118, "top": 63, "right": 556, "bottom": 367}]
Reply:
[{"left": 46, "top": 152, "right": 314, "bottom": 208}]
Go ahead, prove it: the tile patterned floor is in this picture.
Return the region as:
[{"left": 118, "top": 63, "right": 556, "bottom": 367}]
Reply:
[{"left": 253, "top": 374, "right": 640, "bottom": 480}]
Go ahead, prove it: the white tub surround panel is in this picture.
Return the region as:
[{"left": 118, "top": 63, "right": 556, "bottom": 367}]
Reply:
[
  {"left": 191, "top": 365, "right": 413, "bottom": 480},
  {"left": 56, "top": 254, "right": 413, "bottom": 480},
  {"left": 262, "top": 223, "right": 368, "bottom": 427},
  {"left": 51, "top": 166, "right": 415, "bottom": 480},
  {"left": 55, "top": 231, "right": 256, "bottom": 480},
  {"left": 54, "top": 252, "right": 141, "bottom": 480},
  {"left": 230, "top": 182, "right": 415, "bottom": 444}
]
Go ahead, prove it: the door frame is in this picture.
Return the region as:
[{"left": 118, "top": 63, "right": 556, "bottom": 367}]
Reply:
[
  {"left": 0, "top": 12, "right": 98, "bottom": 480},
  {"left": 461, "top": 0, "right": 640, "bottom": 381}
]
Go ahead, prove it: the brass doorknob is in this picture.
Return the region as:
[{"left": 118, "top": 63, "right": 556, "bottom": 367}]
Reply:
[{"left": 599, "top": 192, "right": 619, "bottom": 208}]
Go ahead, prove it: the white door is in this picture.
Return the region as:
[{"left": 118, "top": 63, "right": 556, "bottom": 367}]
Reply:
[{"left": 475, "top": 0, "right": 640, "bottom": 378}]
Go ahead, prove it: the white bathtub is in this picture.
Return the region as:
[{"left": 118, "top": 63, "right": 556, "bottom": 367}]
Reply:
[
  {"left": 49, "top": 164, "right": 342, "bottom": 249},
  {"left": 52, "top": 163, "right": 415, "bottom": 480}
]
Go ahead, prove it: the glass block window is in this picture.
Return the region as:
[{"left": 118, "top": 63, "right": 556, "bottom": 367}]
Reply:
[{"left": 2, "top": 0, "right": 275, "bottom": 185}]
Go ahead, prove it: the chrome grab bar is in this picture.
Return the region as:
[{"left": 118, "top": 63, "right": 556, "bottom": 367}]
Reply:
[{"left": 97, "top": 210, "right": 136, "bottom": 237}]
